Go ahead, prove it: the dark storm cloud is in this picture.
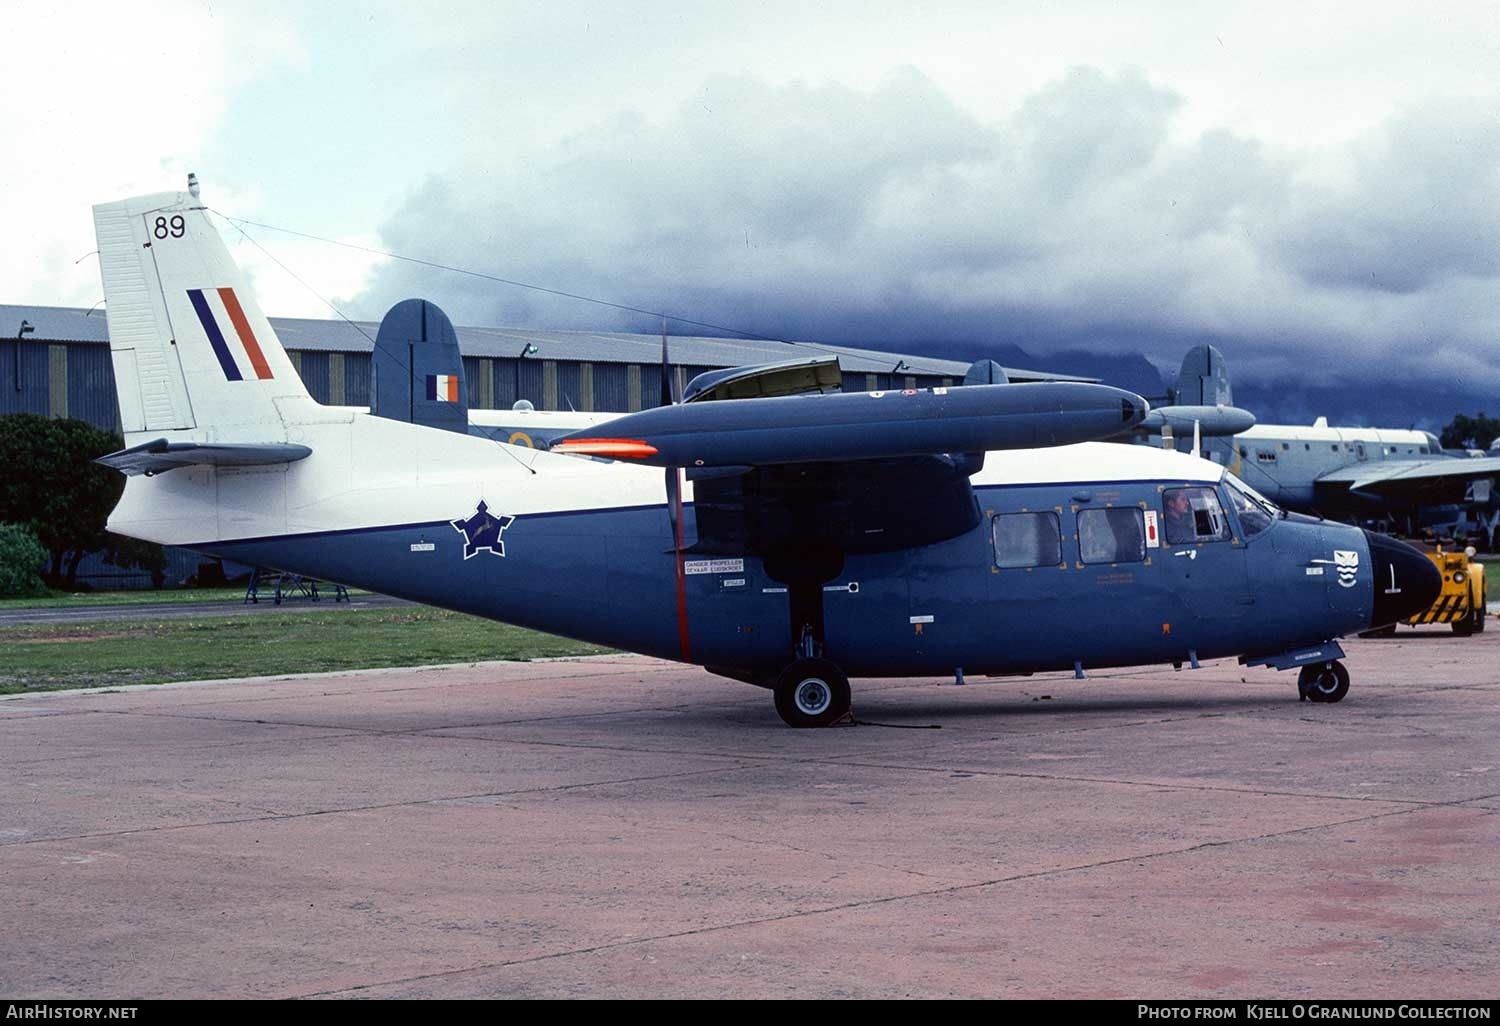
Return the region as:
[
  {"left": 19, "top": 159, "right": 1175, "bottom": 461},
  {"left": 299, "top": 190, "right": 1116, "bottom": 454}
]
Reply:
[{"left": 354, "top": 66, "right": 1500, "bottom": 407}]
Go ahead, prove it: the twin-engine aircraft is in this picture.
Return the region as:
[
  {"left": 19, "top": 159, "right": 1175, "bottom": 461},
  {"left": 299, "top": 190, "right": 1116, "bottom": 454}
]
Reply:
[
  {"left": 1171, "top": 345, "right": 1500, "bottom": 545},
  {"left": 90, "top": 185, "right": 1441, "bottom": 726}
]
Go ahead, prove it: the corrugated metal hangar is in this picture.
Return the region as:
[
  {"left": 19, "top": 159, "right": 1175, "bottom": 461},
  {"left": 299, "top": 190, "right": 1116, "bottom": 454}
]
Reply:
[
  {"left": 1, "top": 303, "right": 1093, "bottom": 589},
  {"left": 1, "top": 303, "right": 1086, "bottom": 432}
]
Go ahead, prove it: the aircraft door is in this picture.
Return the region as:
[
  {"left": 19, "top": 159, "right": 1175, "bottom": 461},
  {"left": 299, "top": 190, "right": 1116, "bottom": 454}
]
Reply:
[
  {"left": 1070, "top": 499, "right": 1170, "bottom": 666},
  {"left": 1157, "top": 486, "right": 1253, "bottom": 636},
  {"left": 980, "top": 505, "right": 1072, "bottom": 668}
]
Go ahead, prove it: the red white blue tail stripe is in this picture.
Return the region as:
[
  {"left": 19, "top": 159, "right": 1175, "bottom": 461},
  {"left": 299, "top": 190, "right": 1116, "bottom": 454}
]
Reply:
[{"left": 187, "top": 287, "right": 273, "bottom": 381}]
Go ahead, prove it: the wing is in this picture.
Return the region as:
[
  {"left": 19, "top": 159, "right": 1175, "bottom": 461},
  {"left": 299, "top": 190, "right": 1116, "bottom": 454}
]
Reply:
[
  {"left": 552, "top": 380, "right": 1149, "bottom": 556},
  {"left": 550, "top": 381, "right": 1147, "bottom": 467},
  {"left": 1314, "top": 456, "right": 1500, "bottom": 505}
]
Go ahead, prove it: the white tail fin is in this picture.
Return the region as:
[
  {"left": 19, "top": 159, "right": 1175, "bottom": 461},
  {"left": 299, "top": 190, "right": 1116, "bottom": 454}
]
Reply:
[{"left": 92, "top": 189, "right": 314, "bottom": 446}]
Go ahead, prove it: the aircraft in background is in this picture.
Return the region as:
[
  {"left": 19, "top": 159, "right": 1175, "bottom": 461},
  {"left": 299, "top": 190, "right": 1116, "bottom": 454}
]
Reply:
[
  {"left": 88, "top": 182, "right": 1439, "bottom": 726},
  {"left": 1168, "top": 345, "right": 1500, "bottom": 548}
]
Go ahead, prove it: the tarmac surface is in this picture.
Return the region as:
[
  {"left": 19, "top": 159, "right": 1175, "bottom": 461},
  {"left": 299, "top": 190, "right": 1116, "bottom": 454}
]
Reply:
[{"left": 1, "top": 631, "right": 1496, "bottom": 999}]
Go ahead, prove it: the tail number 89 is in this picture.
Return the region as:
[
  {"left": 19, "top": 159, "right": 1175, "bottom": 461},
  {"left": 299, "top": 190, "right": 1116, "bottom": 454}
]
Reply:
[{"left": 153, "top": 215, "right": 186, "bottom": 239}]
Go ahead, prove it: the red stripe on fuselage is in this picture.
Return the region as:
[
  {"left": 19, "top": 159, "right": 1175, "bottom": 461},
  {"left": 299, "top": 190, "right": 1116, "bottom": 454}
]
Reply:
[
  {"left": 672, "top": 468, "right": 691, "bottom": 662},
  {"left": 218, "top": 288, "right": 274, "bottom": 380}
]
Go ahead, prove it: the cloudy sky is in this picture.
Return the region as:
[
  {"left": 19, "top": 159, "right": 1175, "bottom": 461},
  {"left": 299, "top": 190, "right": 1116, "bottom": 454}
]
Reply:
[{"left": 6, "top": 1, "right": 1499, "bottom": 421}]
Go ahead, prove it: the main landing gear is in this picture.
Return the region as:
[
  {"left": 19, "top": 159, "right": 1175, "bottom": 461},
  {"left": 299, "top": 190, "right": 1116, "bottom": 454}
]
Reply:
[
  {"left": 1297, "top": 660, "right": 1350, "bottom": 703},
  {"left": 773, "top": 658, "right": 851, "bottom": 728}
]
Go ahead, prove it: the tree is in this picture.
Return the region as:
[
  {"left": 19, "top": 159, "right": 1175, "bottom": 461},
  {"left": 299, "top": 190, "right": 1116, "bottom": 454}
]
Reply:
[
  {"left": 0, "top": 523, "right": 47, "bottom": 597},
  {"left": 1439, "top": 412, "right": 1500, "bottom": 451},
  {"left": 0, "top": 414, "right": 125, "bottom": 588}
]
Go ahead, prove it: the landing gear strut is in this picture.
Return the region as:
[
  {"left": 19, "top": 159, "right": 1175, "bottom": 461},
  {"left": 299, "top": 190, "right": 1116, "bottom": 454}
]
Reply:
[
  {"left": 1298, "top": 660, "right": 1350, "bottom": 703},
  {"left": 773, "top": 658, "right": 851, "bottom": 728}
]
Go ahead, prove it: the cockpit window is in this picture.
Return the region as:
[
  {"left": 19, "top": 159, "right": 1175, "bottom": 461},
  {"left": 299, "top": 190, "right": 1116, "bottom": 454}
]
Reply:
[
  {"left": 1162, "top": 487, "right": 1230, "bottom": 545},
  {"left": 1077, "top": 508, "right": 1146, "bottom": 565},
  {"left": 1223, "top": 473, "right": 1278, "bottom": 539}
]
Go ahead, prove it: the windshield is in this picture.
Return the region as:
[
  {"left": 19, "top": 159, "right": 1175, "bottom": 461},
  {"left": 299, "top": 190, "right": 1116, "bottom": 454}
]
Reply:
[{"left": 1222, "top": 472, "right": 1280, "bottom": 539}]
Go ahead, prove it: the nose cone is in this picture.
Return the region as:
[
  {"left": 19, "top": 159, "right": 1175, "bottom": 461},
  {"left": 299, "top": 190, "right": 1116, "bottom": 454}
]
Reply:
[{"left": 1365, "top": 531, "right": 1442, "bottom": 628}]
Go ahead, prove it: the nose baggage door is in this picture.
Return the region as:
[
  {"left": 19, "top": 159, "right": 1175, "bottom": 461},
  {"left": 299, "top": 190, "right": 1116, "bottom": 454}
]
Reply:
[{"left": 1319, "top": 524, "right": 1367, "bottom": 621}]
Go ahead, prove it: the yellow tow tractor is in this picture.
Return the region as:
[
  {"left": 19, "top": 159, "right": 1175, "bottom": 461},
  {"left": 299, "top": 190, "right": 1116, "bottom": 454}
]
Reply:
[{"left": 1408, "top": 544, "right": 1487, "bottom": 635}]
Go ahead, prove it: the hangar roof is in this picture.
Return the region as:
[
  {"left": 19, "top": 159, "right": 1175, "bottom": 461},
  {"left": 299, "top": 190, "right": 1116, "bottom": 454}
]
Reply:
[{"left": 0, "top": 304, "right": 1094, "bottom": 383}]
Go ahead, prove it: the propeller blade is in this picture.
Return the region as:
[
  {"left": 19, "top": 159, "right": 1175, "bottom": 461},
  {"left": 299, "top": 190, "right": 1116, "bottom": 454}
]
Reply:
[{"left": 661, "top": 317, "right": 691, "bottom": 660}]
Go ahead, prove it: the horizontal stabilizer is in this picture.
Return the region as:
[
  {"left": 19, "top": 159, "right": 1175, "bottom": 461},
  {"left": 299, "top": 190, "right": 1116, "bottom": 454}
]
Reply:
[
  {"left": 553, "top": 382, "right": 1148, "bottom": 468},
  {"left": 96, "top": 438, "right": 312, "bottom": 476}
]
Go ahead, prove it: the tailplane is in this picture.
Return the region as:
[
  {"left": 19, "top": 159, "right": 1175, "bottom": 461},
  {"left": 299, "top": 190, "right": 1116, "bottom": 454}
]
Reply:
[{"left": 92, "top": 184, "right": 315, "bottom": 448}]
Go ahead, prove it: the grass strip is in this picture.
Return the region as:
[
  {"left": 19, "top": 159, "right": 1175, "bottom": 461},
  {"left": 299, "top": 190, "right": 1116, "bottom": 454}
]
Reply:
[
  {"left": 0, "top": 587, "right": 376, "bottom": 609},
  {"left": 0, "top": 607, "right": 611, "bottom": 694}
]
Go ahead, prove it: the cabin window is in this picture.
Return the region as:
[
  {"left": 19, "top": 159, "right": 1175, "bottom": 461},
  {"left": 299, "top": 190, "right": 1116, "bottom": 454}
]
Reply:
[
  {"left": 1255, "top": 449, "right": 1277, "bottom": 464},
  {"left": 1281, "top": 442, "right": 1291, "bottom": 451},
  {"left": 1162, "top": 488, "right": 1231, "bottom": 545},
  {"left": 1224, "top": 474, "right": 1277, "bottom": 539},
  {"left": 992, "top": 512, "right": 1062, "bottom": 568},
  {"left": 1077, "top": 508, "right": 1146, "bottom": 565}
]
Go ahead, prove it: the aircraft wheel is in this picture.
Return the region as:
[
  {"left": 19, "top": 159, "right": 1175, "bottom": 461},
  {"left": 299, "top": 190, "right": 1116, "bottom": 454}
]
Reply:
[
  {"left": 1299, "top": 661, "right": 1350, "bottom": 703},
  {"left": 773, "top": 659, "right": 851, "bottom": 728}
]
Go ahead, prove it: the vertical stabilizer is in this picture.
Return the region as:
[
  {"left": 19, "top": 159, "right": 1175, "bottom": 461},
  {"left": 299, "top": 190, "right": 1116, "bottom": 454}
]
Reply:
[
  {"left": 1174, "top": 344, "right": 1233, "bottom": 407},
  {"left": 92, "top": 189, "right": 314, "bottom": 446},
  {"left": 370, "top": 298, "right": 469, "bottom": 434}
]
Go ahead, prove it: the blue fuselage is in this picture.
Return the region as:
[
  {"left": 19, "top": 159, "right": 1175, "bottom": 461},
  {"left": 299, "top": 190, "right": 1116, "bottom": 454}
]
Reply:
[{"left": 203, "top": 474, "right": 1376, "bottom": 680}]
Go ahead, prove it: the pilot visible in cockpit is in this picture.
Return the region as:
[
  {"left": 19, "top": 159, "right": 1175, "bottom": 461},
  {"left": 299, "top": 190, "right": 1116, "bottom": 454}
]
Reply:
[{"left": 1164, "top": 490, "right": 1196, "bottom": 545}]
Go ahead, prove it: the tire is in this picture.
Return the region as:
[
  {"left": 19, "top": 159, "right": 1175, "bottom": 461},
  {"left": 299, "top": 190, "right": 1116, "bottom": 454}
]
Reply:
[
  {"left": 1452, "top": 613, "right": 1474, "bottom": 637},
  {"left": 1299, "top": 661, "right": 1350, "bottom": 703},
  {"left": 773, "top": 658, "right": 851, "bottom": 728}
]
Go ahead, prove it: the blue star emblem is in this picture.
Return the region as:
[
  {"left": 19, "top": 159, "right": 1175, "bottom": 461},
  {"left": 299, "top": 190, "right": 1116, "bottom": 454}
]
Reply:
[{"left": 450, "top": 500, "right": 516, "bottom": 559}]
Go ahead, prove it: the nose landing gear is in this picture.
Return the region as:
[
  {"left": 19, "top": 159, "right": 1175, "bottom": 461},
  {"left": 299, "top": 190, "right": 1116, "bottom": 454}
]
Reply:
[{"left": 1298, "top": 660, "right": 1350, "bottom": 703}]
